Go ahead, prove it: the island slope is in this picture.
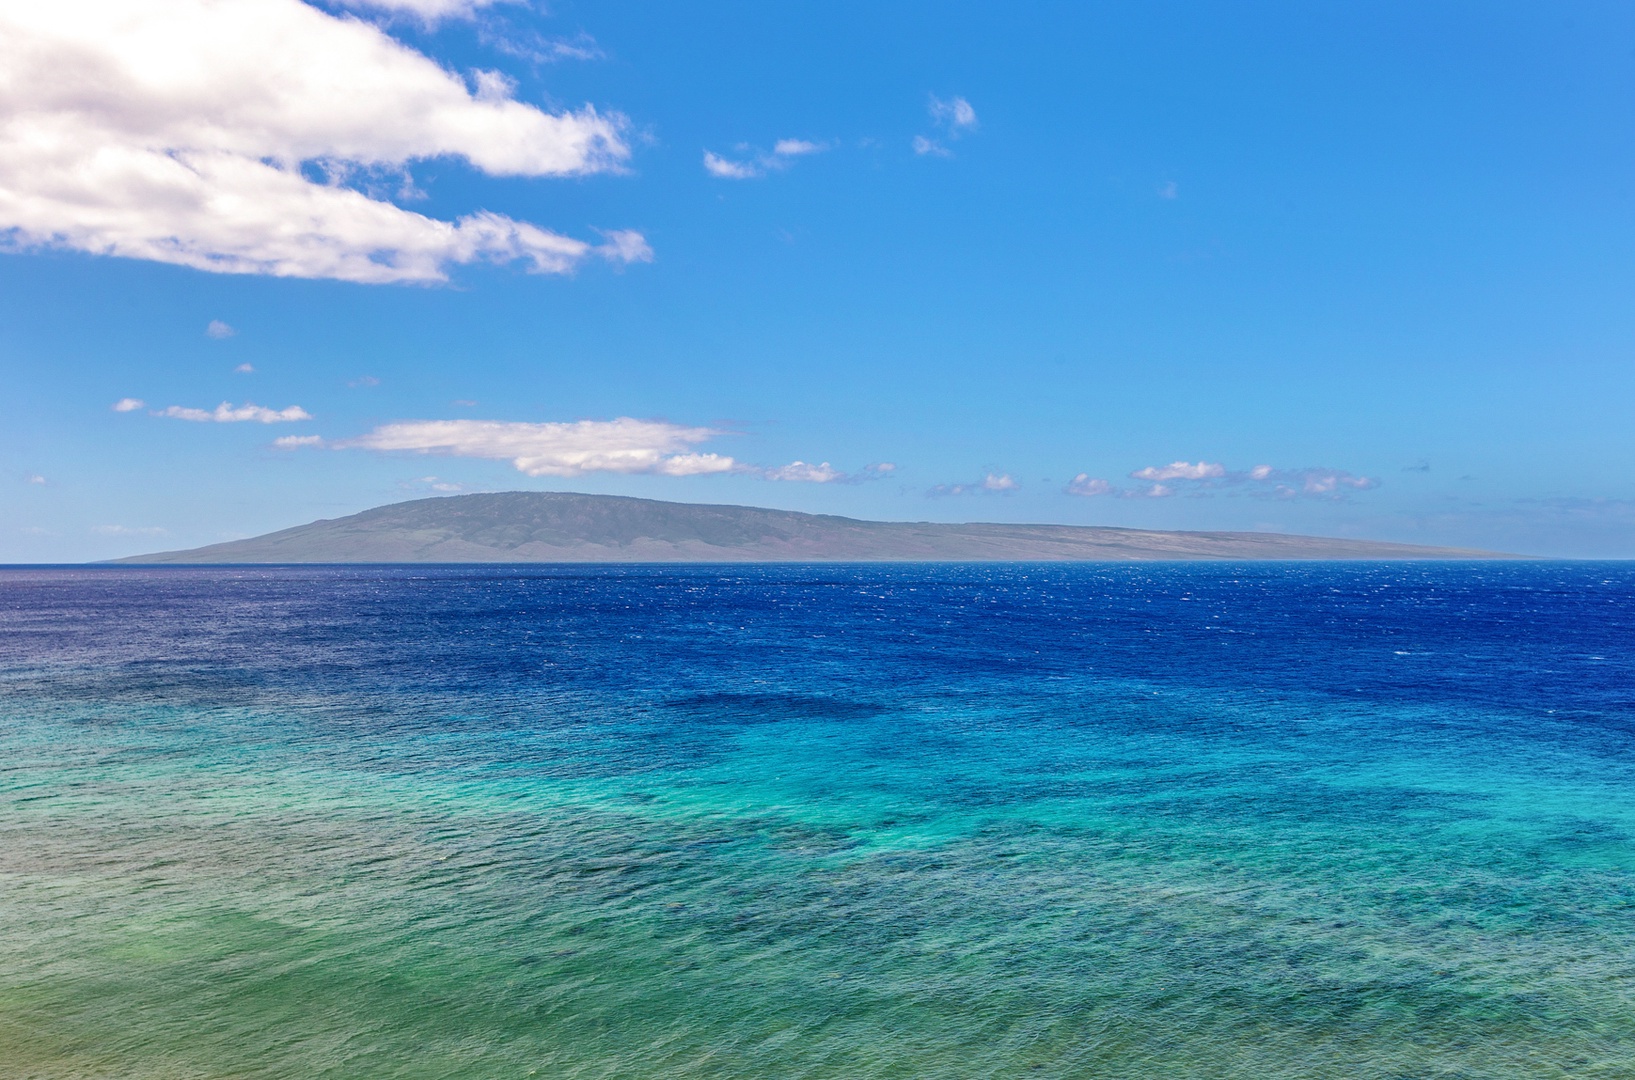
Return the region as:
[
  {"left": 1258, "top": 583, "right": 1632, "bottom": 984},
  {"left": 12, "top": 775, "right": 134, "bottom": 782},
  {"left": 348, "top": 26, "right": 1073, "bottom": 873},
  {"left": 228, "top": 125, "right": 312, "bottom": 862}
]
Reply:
[{"left": 113, "top": 492, "right": 1509, "bottom": 563}]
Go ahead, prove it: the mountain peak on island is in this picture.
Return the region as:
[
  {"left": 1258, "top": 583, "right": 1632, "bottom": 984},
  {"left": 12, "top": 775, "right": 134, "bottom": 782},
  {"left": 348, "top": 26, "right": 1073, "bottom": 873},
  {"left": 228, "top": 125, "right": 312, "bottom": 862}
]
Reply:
[{"left": 114, "top": 491, "right": 1510, "bottom": 563}]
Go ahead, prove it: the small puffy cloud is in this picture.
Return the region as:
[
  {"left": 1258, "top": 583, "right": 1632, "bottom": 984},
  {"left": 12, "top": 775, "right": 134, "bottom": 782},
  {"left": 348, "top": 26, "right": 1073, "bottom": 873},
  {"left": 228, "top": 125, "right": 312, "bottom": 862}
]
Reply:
[
  {"left": 704, "top": 138, "right": 828, "bottom": 179},
  {"left": 343, "top": 417, "right": 738, "bottom": 478},
  {"left": 26, "top": 474, "right": 46, "bottom": 484},
  {"left": 235, "top": 363, "right": 255, "bottom": 373},
  {"left": 704, "top": 151, "right": 760, "bottom": 179},
  {"left": 764, "top": 461, "right": 844, "bottom": 483},
  {"left": 161, "top": 402, "right": 312, "bottom": 423},
  {"left": 1066, "top": 474, "right": 1114, "bottom": 497},
  {"left": 412, "top": 475, "right": 466, "bottom": 492},
  {"left": 349, "top": 375, "right": 381, "bottom": 388},
  {"left": 773, "top": 139, "right": 824, "bottom": 157},
  {"left": 0, "top": 0, "right": 641, "bottom": 285},
  {"left": 1222, "top": 464, "right": 1378, "bottom": 499},
  {"left": 657, "top": 455, "right": 738, "bottom": 476},
  {"left": 112, "top": 397, "right": 145, "bottom": 412},
  {"left": 273, "top": 434, "right": 324, "bottom": 448},
  {"left": 929, "top": 95, "right": 978, "bottom": 132},
  {"left": 206, "top": 320, "right": 235, "bottom": 339},
  {"left": 1131, "top": 461, "right": 1226, "bottom": 482},
  {"left": 1271, "top": 468, "right": 1378, "bottom": 498},
  {"left": 912, "top": 135, "right": 951, "bottom": 158},
  {"left": 917, "top": 95, "right": 978, "bottom": 157},
  {"left": 930, "top": 472, "right": 1017, "bottom": 497},
  {"left": 596, "top": 229, "right": 654, "bottom": 264}
]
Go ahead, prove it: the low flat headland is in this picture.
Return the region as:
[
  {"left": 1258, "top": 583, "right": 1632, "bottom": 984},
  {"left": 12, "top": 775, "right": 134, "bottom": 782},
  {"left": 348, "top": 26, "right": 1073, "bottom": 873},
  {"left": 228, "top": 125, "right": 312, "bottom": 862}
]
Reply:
[{"left": 115, "top": 492, "right": 1509, "bottom": 563}]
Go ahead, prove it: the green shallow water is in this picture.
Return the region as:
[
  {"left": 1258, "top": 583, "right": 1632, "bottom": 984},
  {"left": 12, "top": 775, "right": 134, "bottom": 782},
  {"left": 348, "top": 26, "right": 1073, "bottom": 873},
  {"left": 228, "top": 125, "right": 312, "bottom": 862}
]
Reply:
[{"left": 3, "top": 564, "right": 1635, "bottom": 1077}]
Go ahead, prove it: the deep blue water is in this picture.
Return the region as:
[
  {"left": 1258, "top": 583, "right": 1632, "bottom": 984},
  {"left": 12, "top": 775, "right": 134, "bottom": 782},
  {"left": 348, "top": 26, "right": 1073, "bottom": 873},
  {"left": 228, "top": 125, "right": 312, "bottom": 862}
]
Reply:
[{"left": 3, "top": 562, "right": 1634, "bottom": 1078}]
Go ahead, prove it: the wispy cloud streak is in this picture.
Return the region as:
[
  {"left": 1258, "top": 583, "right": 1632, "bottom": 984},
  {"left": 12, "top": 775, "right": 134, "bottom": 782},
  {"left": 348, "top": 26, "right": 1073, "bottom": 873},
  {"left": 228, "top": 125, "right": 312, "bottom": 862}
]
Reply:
[
  {"left": 161, "top": 402, "right": 313, "bottom": 423},
  {"left": 342, "top": 417, "right": 736, "bottom": 477},
  {"left": 915, "top": 94, "right": 979, "bottom": 156},
  {"left": 1067, "top": 461, "right": 1379, "bottom": 500},
  {"left": 703, "top": 137, "right": 830, "bottom": 179}
]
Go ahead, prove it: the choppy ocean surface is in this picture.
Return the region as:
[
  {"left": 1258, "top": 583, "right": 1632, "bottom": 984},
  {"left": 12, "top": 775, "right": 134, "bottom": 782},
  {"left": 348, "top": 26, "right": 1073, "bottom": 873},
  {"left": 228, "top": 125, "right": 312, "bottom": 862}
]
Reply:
[{"left": 3, "top": 562, "right": 1634, "bottom": 1079}]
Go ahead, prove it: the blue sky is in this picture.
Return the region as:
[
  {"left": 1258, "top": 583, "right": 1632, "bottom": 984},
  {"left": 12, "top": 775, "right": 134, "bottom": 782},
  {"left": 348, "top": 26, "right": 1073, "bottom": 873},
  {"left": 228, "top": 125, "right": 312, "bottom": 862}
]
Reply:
[{"left": 4, "top": 0, "right": 1634, "bottom": 560}]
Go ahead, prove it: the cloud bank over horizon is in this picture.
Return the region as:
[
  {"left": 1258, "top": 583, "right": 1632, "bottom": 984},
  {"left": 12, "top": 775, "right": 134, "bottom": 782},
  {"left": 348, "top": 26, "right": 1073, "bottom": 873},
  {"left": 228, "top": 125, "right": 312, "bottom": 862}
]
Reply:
[
  {"left": 1068, "top": 461, "right": 1380, "bottom": 500},
  {"left": 0, "top": 0, "right": 648, "bottom": 284}
]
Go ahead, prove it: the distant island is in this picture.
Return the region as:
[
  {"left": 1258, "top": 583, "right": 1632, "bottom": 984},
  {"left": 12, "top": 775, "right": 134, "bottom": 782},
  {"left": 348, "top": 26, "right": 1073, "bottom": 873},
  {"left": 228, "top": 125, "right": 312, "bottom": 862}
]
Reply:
[{"left": 113, "top": 492, "right": 1512, "bottom": 563}]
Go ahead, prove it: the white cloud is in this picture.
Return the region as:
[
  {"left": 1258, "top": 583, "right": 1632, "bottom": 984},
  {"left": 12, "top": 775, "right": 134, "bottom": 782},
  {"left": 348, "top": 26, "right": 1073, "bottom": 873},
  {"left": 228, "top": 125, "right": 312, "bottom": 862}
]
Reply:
[
  {"left": 760, "top": 460, "right": 896, "bottom": 484},
  {"left": 1268, "top": 468, "right": 1379, "bottom": 498},
  {"left": 343, "top": 417, "right": 739, "bottom": 478},
  {"left": 764, "top": 460, "right": 844, "bottom": 483},
  {"left": 410, "top": 475, "right": 466, "bottom": 492},
  {"left": 92, "top": 524, "right": 167, "bottom": 536},
  {"left": 929, "top": 95, "right": 978, "bottom": 132},
  {"left": 930, "top": 472, "right": 1017, "bottom": 497},
  {"left": 206, "top": 319, "right": 235, "bottom": 338},
  {"left": 331, "top": 0, "right": 507, "bottom": 21},
  {"left": 112, "top": 397, "right": 145, "bottom": 412},
  {"left": 773, "top": 139, "right": 824, "bottom": 157},
  {"left": 235, "top": 363, "right": 255, "bottom": 373},
  {"left": 912, "top": 135, "right": 951, "bottom": 158},
  {"left": 917, "top": 94, "right": 978, "bottom": 157},
  {"left": 26, "top": 474, "right": 46, "bottom": 484},
  {"left": 273, "top": 434, "right": 324, "bottom": 448},
  {"left": 1130, "top": 461, "right": 1227, "bottom": 481},
  {"left": 704, "top": 138, "right": 828, "bottom": 179},
  {"left": 1073, "top": 460, "right": 1378, "bottom": 499},
  {"left": 704, "top": 151, "right": 760, "bottom": 179},
  {"left": 1066, "top": 474, "right": 1114, "bottom": 496},
  {"left": 0, "top": 0, "right": 642, "bottom": 284},
  {"left": 596, "top": 228, "right": 654, "bottom": 264},
  {"left": 469, "top": 69, "right": 517, "bottom": 103},
  {"left": 1157, "top": 180, "right": 1178, "bottom": 200},
  {"left": 481, "top": 28, "right": 602, "bottom": 66},
  {"left": 161, "top": 401, "right": 312, "bottom": 423}
]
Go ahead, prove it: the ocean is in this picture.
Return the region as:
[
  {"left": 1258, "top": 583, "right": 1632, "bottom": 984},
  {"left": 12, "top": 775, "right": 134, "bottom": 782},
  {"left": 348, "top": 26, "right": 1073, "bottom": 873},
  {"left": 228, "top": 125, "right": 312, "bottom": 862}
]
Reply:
[{"left": 2, "top": 562, "right": 1633, "bottom": 1078}]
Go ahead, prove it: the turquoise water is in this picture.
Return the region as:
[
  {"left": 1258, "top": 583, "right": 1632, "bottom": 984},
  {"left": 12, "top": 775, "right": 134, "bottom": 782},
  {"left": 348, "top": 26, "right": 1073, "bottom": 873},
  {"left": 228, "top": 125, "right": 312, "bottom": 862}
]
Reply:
[{"left": 3, "top": 563, "right": 1634, "bottom": 1077}]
